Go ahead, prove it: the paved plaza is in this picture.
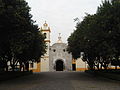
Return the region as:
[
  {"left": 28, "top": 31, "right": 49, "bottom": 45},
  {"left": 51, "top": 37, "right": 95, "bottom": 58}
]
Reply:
[{"left": 0, "top": 72, "right": 120, "bottom": 90}]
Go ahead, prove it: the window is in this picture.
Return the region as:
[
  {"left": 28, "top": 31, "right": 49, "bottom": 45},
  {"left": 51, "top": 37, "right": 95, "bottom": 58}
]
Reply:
[
  {"left": 44, "top": 33, "right": 47, "bottom": 38},
  {"left": 63, "top": 49, "right": 65, "bottom": 52},
  {"left": 53, "top": 49, "right": 56, "bottom": 52}
]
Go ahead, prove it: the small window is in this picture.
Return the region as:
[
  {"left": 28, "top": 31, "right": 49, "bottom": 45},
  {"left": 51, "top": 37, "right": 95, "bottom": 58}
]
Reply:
[
  {"left": 63, "top": 49, "right": 65, "bottom": 52},
  {"left": 44, "top": 33, "right": 47, "bottom": 38},
  {"left": 53, "top": 49, "right": 56, "bottom": 52}
]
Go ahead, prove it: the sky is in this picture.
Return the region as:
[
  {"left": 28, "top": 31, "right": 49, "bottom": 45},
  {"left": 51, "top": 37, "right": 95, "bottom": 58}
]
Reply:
[{"left": 26, "top": 0, "right": 103, "bottom": 45}]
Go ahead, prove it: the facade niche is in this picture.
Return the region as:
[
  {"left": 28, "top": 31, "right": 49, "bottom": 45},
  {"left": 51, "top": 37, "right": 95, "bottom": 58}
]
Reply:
[{"left": 53, "top": 49, "right": 56, "bottom": 52}]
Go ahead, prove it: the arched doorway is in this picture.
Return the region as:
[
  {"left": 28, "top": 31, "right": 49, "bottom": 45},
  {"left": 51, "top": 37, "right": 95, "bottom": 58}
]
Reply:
[{"left": 56, "top": 60, "right": 64, "bottom": 71}]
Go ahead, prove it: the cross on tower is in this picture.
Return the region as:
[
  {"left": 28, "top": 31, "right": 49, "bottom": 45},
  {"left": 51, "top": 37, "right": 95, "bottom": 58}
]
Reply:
[{"left": 57, "top": 33, "right": 62, "bottom": 43}]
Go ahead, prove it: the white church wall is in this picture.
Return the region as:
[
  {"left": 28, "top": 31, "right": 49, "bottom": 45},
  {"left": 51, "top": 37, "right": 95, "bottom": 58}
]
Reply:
[
  {"left": 49, "top": 43, "right": 72, "bottom": 71},
  {"left": 76, "top": 58, "right": 87, "bottom": 71},
  {"left": 41, "top": 57, "right": 49, "bottom": 72},
  {"left": 40, "top": 22, "right": 50, "bottom": 72}
]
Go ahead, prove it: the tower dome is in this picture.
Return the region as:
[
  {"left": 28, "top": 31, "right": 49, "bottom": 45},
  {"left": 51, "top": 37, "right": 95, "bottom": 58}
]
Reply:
[
  {"left": 43, "top": 21, "right": 48, "bottom": 27},
  {"left": 42, "top": 21, "right": 50, "bottom": 30}
]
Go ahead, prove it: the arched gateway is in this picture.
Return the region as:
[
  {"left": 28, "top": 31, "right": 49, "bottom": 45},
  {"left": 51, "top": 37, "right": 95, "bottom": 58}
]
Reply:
[{"left": 55, "top": 60, "right": 64, "bottom": 71}]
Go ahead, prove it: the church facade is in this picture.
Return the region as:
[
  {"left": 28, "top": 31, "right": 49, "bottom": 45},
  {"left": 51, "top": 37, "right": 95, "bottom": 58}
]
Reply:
[
  {"left": 29, "top": 22, "right": 86, "bottom": 72},
  {"left": 49, "top": 42, "right": 72, "bottom": 71}
]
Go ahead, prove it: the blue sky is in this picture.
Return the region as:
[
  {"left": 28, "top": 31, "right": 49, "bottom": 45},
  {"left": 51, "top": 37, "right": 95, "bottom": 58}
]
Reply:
[{"left": 26, "top": 0, "right": 103, "bottom": 45}]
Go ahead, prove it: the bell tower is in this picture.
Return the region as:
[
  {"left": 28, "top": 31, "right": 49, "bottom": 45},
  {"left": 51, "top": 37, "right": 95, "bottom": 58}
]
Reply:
[{"left": 40, "top": 21, "right": 51, "bottom": 72}]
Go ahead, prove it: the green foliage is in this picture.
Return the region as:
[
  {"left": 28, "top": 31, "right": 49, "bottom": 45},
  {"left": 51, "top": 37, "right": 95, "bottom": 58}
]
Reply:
[
  {"left": 0, "top": 0, "right": 46, "bottom": 71},
  {"left": 68, "top": 0, "right": 120, "bottom": 70}
]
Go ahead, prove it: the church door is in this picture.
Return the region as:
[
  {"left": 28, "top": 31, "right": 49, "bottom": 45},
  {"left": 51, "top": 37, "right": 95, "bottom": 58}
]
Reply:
[
  {"left": 72, "top": 64, "right": 76, "bottom": 71},
  {"left": 56, "top": 60, "right": 64, "bottom": 71}
]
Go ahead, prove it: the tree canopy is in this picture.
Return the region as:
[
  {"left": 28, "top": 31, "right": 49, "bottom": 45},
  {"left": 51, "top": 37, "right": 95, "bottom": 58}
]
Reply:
[
  {"left": 67, "top": 0, "right": 120, "bottom": 70},
  {"left": 0, "top": 0, "right": 46, "bottom": 71}
]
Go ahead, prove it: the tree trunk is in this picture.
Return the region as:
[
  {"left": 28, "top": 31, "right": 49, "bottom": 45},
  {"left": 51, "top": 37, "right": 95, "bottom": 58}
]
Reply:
[
  {"left": 100, "top": 63, "right": 103, "bottom": 69},
  {"left": 23, "top": 65, "right": 25, "bottom": 71},
  {"left": 25, "top": 62, "right": 29, "bottom": 71},
  {"left": 97, "top": 63, "right": 100, "bottom": 70},
  {"left": 6, "top": 65, "right": 8, "bottom": 71},
  {"left": 115, "top": 66, "right": 117, "bottom": 69},
  {"left": 20, "top": 62, "right": 22, "bottom": 71}
]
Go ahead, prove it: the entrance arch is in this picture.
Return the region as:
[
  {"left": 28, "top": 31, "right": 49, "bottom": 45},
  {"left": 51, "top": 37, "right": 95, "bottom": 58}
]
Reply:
[{"left": 56, "top": 60, "right": 64, "bottom": 71}]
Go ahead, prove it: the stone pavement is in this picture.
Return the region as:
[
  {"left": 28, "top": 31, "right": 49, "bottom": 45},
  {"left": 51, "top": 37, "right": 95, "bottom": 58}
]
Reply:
[{"left": 0, "top": 72, "right": 120, "bottom": 90}]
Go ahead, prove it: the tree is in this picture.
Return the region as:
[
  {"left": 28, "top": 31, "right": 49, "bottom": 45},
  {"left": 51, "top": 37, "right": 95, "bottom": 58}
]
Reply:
[
  {"left": 67, "top": 0, "right": 120, "bottom": 70},
  {"left": 0, "top": 0, "right": 46, "bottom": 71}
]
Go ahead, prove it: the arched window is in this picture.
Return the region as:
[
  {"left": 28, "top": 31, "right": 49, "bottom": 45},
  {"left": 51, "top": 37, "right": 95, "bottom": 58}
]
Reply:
[{"left": 44, "top": 33, "right": 47, "bottom": 38}]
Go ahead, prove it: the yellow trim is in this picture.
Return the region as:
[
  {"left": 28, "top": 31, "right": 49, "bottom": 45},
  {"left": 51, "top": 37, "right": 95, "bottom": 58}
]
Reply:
[
  {"left": 41, "top": 56, "right": 49, "bottom": 58},
  {"left": 72, "top": 59, "right": 76, "bottom": 64},
  {"left": 45, "top": 40, "right": 51, "bottom": 43},
  {"left": 29, "top": 62, "right": 41, "bottom": 72},
  {"left": 41, "top": 30, "right": 51, "bottom": 32},
  {"left": 76, "top": 68, "right": 87, "bottom": 71}
]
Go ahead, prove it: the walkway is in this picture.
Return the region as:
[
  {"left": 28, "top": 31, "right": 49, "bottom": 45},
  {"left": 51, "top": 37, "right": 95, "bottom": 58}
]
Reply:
[{"left": 0, "top": 72, "right": 120, "bottom": 90}]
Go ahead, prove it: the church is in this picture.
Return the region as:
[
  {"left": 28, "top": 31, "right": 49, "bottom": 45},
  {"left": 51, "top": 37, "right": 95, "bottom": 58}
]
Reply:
[{"left": 29, "top": 22, "right": 87, "bottom": 72}]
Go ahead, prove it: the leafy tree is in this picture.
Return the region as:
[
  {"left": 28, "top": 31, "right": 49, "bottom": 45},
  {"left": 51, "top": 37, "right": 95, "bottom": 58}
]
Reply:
[
  {"left": 68, "top": 0, "right": 120, "bottom": 70},
  {"left": 0, "top": 0, "right": 46, "bottom": 71}
]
